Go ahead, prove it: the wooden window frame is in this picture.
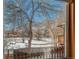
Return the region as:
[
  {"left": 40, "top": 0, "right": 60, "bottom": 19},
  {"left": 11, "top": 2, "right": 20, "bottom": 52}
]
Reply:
[{"left": 66, "top": 0, "right": 75, "bottom": 59}]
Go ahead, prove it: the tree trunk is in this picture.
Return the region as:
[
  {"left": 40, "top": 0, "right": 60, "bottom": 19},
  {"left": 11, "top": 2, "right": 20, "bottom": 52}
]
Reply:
[
  {"left": 47, "top": 21, "right": 57, "bottom": 46},
  {"left": 28, "top": 20, "right": 32, "bottom": 54},
  {"left": 37, "top": 34, "right": 40, "bottom": 40}
]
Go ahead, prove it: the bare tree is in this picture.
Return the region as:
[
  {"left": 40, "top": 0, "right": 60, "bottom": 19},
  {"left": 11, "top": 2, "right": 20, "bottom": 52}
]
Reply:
[
  {"left": 36, "top": 28, "right": 41, "bottom": 40},
  {"left": 4, "top": 0, "right": 62, "bottom": 54}
]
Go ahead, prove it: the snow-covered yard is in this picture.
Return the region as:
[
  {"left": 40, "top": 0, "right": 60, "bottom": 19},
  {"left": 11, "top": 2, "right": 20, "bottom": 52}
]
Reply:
[
  {"left": 4, "top": 38, "right": 55, "bottom": 54},
  {"left": 4, "top": 38, "right": 55, "bottom": 48}
]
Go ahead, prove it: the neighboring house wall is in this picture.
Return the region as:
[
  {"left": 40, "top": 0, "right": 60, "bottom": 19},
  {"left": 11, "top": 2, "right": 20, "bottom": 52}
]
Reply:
[{"left": 58, "top": 35, "right": 64, "bottom": 45}]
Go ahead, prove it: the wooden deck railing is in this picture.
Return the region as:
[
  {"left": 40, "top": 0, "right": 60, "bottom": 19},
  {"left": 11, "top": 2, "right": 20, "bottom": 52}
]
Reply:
[{"left": 13, "top": 45, "right": 66, "bottom": 59}]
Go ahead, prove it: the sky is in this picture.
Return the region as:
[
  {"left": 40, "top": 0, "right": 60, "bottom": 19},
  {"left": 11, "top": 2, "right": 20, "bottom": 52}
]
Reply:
[{"left": 4, "top": 0, "right": 66, "bottom": 30}]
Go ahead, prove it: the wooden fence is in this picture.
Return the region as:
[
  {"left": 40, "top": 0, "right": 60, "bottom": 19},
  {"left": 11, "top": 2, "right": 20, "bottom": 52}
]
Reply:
[{"left": 13, "top": 46, "right": 66, "bottom": 59}]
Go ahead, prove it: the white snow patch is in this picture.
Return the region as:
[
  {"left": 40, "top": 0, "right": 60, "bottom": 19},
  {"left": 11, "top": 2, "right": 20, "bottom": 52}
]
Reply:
[{"left": 4, "top": 38, "right": 55, "bottom": 50}]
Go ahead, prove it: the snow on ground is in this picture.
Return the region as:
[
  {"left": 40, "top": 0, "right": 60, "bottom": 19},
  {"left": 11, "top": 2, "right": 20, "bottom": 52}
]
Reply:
[
  {"left": 5, "top": 43, "right": 27, "bottom": 49},
  {"left": 4, "top": 38, "right": 55, "bottom": 54},
  {"left": 4, "top": 38, "right": 54, "bottom": 49}
]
